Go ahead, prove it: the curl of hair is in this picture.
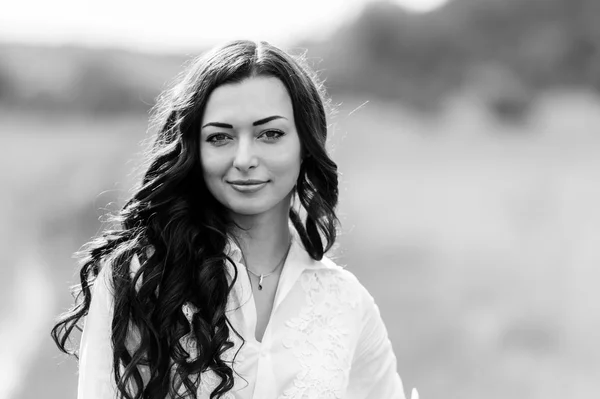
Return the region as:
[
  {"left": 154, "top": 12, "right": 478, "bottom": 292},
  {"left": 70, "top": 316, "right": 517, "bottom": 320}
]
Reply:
[{"left": 51, "top": 39, "right": 339, "bottom": 399}]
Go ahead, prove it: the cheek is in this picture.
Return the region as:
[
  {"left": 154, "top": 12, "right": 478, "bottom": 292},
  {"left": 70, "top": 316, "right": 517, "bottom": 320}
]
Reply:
[
  {"left": 270, "top": 152, "right": 302, "bottom": 181},
  {"left": 200, "top": 151, "right": 226, "bottom": 179},
  {"left": 271, "top": 132, "right": 302, "bottom": 173},
  {"left": 201, "top": 157, "right": 226, "bottom": 201}
]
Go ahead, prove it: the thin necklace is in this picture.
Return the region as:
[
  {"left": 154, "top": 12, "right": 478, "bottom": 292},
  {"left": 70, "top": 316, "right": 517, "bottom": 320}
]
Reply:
[{"left": 246, "top": 238, "right": 292, "bottom": 291}]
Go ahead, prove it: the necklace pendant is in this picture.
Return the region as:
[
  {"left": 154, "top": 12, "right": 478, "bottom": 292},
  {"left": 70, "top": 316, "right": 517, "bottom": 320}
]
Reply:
[
  {"left": 258, "top": 274, "right": 264, "bottom": 290},
  {"left": 258, "top": 282, "right": 263, "bottom": 291}
]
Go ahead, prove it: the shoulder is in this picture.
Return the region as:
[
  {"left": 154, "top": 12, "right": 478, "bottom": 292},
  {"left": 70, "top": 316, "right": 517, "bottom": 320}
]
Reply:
[
  {"left": 307, "top": 255, "right": 375, "bottom": 306},
  {"left": 317, "top": 258, "right": 392, "bottom": 341},
  {"left": 318, "top": 255, "right": 364, "bottom": 285},
  {"left": 298, "top": 256, "right": 385, "bottom": 340}
]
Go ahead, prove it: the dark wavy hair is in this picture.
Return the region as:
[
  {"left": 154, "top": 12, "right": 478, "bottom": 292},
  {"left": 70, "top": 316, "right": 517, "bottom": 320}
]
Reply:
[{"left": 51, "top": 40, "right": 339, "bottom": 398}]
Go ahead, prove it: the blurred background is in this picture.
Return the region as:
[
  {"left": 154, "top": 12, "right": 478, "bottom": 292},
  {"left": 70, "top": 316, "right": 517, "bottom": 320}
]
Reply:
[{"left": 1, "top": 0, "right": 599, "bottom": 398}]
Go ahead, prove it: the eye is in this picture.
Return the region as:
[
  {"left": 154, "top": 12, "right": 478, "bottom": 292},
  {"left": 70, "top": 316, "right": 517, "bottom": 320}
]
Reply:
[
  {"left": 206, "top": 133, "right": 232, "bottom": 146},
  {"left": 259, "top": 130, "right": 285, "bottom": 141}
]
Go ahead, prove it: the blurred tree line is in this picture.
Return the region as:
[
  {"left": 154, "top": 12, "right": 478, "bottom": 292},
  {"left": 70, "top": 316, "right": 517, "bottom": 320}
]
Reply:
[
  {"left": 0, "top": 44, "right": 185, "bottom": 116},
  {"left": 0, "top": 0, "right": 599, "bottom": 119},
  {"left": 310, "top": 0, "right": 600, "bottom": 117}
]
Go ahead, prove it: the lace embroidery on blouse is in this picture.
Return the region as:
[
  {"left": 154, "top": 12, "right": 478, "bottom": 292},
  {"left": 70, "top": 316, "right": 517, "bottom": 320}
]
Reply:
[
  {"left": 180, "top": 302, "right": 244, "bottom": 398},
  {"left": 281, "top": 269, "right": 360, "bottom": 399}
]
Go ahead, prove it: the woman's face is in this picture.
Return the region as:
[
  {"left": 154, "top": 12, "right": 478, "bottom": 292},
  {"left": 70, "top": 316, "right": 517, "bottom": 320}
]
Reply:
[{"left": 200, "top": 76, "right": 302, "bottom": 217}]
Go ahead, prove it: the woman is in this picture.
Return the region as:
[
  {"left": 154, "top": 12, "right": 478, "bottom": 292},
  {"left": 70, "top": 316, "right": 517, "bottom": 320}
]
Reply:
[{"left": 52, "top": 40, "right": 415, "bottom": 399}]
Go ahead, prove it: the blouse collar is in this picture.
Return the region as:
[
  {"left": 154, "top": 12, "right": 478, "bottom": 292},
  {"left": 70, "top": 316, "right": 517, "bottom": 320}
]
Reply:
[{"left": 184, "top": 226, "right": 335, "bottom": 322}]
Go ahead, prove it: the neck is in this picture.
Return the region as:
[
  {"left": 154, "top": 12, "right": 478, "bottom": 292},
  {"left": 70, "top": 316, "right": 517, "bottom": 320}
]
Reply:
[{"left": 230, "top": 199, "right": 293, "bottom": 275}]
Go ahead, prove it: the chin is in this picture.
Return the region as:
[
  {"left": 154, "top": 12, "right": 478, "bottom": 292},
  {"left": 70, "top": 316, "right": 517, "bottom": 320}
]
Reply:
[
  {"left": 226, "top": 200, "right": 273, "bottom": 216},
  {"left": 214, "top": 187, "right": 296, "bottom": 217}
]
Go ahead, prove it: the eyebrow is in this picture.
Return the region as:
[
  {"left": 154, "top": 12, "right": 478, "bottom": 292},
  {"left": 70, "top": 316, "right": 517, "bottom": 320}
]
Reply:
[{"left": 201, "top": 115, "right": 287, "bottom": 129}]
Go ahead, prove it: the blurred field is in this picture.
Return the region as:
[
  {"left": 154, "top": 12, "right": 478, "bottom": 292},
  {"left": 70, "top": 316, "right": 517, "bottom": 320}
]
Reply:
[{"left": 1, "top": 90, "right": 599, "bottom": 399}]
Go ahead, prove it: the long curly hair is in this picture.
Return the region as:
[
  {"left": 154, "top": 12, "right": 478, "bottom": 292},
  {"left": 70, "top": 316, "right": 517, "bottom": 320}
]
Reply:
[{"left": 51, "top": 40, "right": 340, "bottom": 399}]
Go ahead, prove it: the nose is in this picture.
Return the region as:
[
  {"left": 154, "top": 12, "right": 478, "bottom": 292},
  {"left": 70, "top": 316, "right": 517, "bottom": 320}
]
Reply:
[{"left": 233, "top": 136, "right": 258, "bottom": 172}]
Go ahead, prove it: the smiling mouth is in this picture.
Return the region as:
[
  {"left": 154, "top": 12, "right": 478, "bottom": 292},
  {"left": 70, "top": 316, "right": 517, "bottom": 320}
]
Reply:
[
  {"left": 228, "top": 180, "right": 268, "bottom": 193},
  {"left": 228, "top": 180, "right": 268, "bottom": 185}
]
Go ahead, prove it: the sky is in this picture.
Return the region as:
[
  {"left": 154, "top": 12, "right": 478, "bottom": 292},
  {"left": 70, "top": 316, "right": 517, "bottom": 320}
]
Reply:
[{"left": 0, "top": 0, "right": 449, "bottom": 53}]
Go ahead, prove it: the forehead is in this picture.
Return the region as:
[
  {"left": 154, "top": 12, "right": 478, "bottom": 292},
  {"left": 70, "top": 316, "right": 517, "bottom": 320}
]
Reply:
[{"left": 202, "top": 76, "right": 294, "bottom": 125}]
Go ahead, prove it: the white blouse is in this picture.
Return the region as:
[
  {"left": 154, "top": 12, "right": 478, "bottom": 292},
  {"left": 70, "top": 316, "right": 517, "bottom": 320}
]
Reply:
[{"left": 78, "top": 233, "right": 413, "bottom": 399}]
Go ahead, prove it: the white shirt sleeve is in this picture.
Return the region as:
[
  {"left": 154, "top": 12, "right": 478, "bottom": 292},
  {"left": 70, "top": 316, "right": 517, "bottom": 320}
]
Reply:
[
  {"left": 346, "top": 286, "right": 407, "bottom": 399},
  {"left": 77, "top": 263, "right": 119, "bottom": 399}
]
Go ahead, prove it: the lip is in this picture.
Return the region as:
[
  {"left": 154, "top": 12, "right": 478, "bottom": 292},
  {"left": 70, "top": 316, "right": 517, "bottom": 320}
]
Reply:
[
  {"left": 228, "top": 180, "right": 268, "bottom": 193},
  {"left": 228, "top": 179, "right": 268, "bottom": 185}
]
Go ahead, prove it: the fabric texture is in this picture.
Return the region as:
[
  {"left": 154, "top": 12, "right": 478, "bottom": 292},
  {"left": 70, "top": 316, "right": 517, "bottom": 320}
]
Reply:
[{"left": 77, "top": 231, "right": 408, "bottom": 399}]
